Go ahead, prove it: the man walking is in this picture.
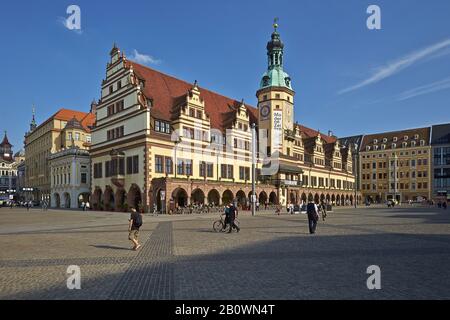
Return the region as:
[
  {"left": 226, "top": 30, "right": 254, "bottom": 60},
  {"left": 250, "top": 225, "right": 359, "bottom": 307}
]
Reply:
[
  {"left": 128, "top": 208, "right": 143, "bottom": 251},
  {"left": 306, "top": 200, "right": 319, "bottom": 234},
  {"left": 222, "top": 204, "right": 231, "bottom": 232},
  {"left": 228, "top": 203, "right": 240, "bottom": 233}
]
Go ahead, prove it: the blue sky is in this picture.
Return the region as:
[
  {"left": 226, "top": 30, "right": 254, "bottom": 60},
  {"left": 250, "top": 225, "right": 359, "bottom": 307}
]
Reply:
[{"left": 1, "top": 0, "right": 449, "bottom": 151}]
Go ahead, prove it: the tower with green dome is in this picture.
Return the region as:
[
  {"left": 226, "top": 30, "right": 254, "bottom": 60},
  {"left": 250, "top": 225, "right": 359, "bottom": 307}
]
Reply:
[{"left": 256, "top": 19, "right": 295, "bottom": 157}]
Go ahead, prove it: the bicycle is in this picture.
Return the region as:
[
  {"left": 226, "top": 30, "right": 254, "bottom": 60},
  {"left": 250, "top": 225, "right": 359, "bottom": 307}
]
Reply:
[{"left": 213, "top": 214, "right": 240, "bottom": 233}]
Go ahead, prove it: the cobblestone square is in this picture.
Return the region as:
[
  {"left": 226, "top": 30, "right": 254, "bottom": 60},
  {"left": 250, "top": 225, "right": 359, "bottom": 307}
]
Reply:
[{"left": 0, "top": 206, "right": 449, "bottom": 300}]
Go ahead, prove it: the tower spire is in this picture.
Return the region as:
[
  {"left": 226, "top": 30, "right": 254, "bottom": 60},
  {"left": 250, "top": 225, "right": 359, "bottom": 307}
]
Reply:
[
  {"left": 30, "top": 105, "right": 37, "bottom": 132},
  {"left": 273, "top": 17, "right": 279, "bottom": 31},
  {"left": 259, "top": 19, "right": 292, "bottom": 90}
]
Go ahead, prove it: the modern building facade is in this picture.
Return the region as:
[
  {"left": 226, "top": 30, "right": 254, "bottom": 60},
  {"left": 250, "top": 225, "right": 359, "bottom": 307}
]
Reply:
[
  {"left": 359, "top": 127, "right": 432, "bottom": 203},
  {"left": 431, "top": 123, "right": 450, "bottom": 201},
  {"left": 24, "top": 108, "right": 95, "bottom": 204},
  {"left": 90, "top": 24, "right": 357, "bottom": 213}
]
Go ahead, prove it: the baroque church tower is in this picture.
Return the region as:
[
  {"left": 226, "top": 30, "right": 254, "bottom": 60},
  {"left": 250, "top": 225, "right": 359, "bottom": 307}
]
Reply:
[{"left": 256, "top": 20, "right": 295, "bottom": 157}]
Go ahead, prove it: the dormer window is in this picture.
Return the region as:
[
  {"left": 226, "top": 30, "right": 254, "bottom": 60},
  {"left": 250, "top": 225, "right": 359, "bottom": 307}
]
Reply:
[
  {"left": 373, "top": 139, "right": 378, "bottom": 144},
  {"left": 392, "top": 143, "right": 397, "bottom": 149},
  {"left": 411, "top": 141, "right": 416, "bottom": 147},
  {"left": 381, "top": 144, "right": 386, "bottom": 150},
  {"left": 402, "top": 142, "right": 407, "bottom": 148},
  {"left": 404, "top": 136, "right": 408, "bottom": 141},
  {"left": 414, "top": 134, "right": 419, "bottom": 139},
  {"left": 383, "top": 138, "right": 387, "bottom": 143},
  {"left": 374, "top": 145, "right": 378, "bottom": 151},
  {"left": 420, "top": 140, "right": 425, "bottom": 146},
  {"left": 393, "top": 137, "right": 398, "bottom": 142},
  {"left": 366, "top": 146, "right": 371, "bottom": 151},
  {"left": 285, "top": 77, "right": 291, "bottom": 86}
]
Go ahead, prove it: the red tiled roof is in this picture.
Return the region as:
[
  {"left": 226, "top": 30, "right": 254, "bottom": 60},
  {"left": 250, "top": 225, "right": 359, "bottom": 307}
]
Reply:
[
  {"left": 53, "top": 109, "right": 95, "bottom": 133},
  {"left": 297, "top": 125, "right": 337, "bottom": 144},
  {"left": 128, "top": 61, "right": 257, "bottom": 132},
  {"left": 126, "top": 61, "right": 329, "bottom": 139}
]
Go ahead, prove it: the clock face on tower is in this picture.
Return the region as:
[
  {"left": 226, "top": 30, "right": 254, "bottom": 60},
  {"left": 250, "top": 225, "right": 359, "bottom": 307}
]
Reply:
[{"left": 260, "top": 105, "right": 270, "bottom": 119}]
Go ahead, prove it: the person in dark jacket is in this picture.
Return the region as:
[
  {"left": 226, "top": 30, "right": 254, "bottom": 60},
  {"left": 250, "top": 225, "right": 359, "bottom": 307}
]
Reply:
[
  {"left": 306, "top": 200, "right": 319, "bottom": 234},
  {"left": 128, "top": 208, "right": 143, "bottom": 251},
  {"left": 228, "top": 204, "right": 240, "bottom": 233}
]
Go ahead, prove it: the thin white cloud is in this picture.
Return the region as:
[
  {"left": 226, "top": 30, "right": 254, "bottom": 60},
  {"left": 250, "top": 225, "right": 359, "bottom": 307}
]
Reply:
[
  {"left": 57, "top": 16, "right": 83, "bottom": 35},
  {"left": 396, "top": 76, "right": 450, "bottom": 101},
  {"left": 129, "top": 49, "right": 161, "bottom": 65},
  {"left": 339, "top": 38, "right": 450, "bottom": 94}
]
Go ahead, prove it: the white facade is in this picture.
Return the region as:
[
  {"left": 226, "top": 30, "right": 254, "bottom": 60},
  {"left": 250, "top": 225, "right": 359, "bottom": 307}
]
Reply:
[{"left": 50, "top": 148, "right": 91, "bottom": 209}]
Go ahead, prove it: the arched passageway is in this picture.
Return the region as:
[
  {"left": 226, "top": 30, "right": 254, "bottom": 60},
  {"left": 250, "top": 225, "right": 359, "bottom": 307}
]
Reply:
[
  {"left": 128, "top": 184, "right": 143, "bottom": 210},
  {"left": 54, "top": 193, "right": 61, "bottom": 208},
  {"left": 63, "top": 192, "right": 71, "bottom": 208},
  {"left": 236, "top": 190, "right": 247, "bottom": 209},
  {"left": 269, "top": 192, "right": 278, "bottom": 205},
  {"left": 172, "top": 188, "right": 188, "bottom": 207},
  {"left": 259, "top": 191, "right": 268, "bottom": 204},
  {"left": 222, "top": 190, "right": 234, "bottom": 205},
  {"left": 207, "top": 189, "right": 220, "bottom": 206},
  {"left": 115, "top": 189, "right": 127, "bottom": 211},
  {"left": 191, "top": 188, "right": 205, "bottom": 205},
  {"left": 103, "top": 186, "right": 115, "bottom": 211}
]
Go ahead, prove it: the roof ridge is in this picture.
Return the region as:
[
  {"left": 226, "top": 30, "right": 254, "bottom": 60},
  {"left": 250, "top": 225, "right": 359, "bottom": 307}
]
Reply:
[
  {"left": 363, "top": 126, "right": 430, "bottom": 137},
  {"left": 130, "top": 60, "right": 256, "bottom": 110}
]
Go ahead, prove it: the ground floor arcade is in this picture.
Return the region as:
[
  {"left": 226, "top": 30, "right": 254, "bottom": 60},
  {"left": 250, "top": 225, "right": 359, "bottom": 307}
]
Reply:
[{"left": 90, "top": 178, "right": 360, "bottom": 213}]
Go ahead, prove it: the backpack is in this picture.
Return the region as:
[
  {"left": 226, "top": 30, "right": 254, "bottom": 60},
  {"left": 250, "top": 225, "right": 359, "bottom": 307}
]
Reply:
[{"left": 133, "top": 213, "right": 143, "bottom": 228}]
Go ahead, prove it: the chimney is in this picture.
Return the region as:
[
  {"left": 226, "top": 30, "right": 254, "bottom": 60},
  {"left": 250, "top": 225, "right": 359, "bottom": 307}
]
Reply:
[{"left": 328, "top": 130, "right": 333, "bottom": 136}]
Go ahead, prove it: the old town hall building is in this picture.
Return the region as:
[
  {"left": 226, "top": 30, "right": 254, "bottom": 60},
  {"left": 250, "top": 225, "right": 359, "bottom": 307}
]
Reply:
[{"left": 90, "top": 24, "right": 357, "bottom": 212}]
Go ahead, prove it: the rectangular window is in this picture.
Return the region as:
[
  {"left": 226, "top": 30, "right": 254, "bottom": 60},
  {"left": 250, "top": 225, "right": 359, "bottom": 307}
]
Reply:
[
  {"left": 81, "top": 173, "right": 87, "bottom": 184},
  {"left": 119, "top": 158, "right": 125, "bottom": 175},
  {"left": 196, "top": 110, "right": 202, "bottom": 119},
  {"left": 239, "top": 167, "right": 245, "bottom": 180},
  {"left": 127, "top": 157, "right": 133, "bottom": 174},
  {"left": 132, "top": 155, "right": 139, "bottom": 174},
  {"left": 200, "top": 162, "right": 206, "bottom": 177},
  {"left": 105, "top": 161, "right": 111, "bottom": 178},
  {"left": 221, "top": 164, "right": 227, "bottom": 178},
  {"left": 94, "top": 163, "right": 103, "bottom": 179},
  {"left": 155, "top": 155, "right": 164, "bottom": 173},
  {"left": 207, "top": 163, "right": 214, "bottom": 178},
  {"left": 185, "top": 160, "right": 192, "bottom": 176},
  {"left": 227, "top": 165, "right": 234, "bottom": 179},
  {"left": 177, "top": 160, "right": 184, "bottom": 175},
  {"left": 165, "top": 157, "right": 173, "bottom": 174}
]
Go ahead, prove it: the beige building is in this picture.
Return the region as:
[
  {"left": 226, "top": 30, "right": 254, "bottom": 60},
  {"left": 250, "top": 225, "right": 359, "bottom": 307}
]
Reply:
[
  {"left": 24, "top": 108, "right": 95, "bottom": 203},
  {"left": 90, "top": 24, "right": 357, "bottom": 213},
  {"left": 359, "top": 127, "right": 432, "bottom": 203}
]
